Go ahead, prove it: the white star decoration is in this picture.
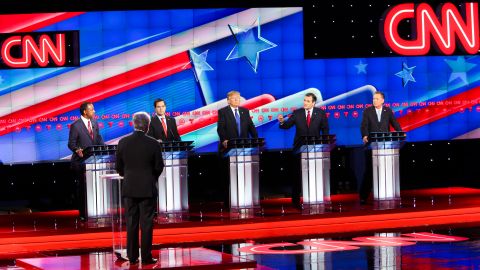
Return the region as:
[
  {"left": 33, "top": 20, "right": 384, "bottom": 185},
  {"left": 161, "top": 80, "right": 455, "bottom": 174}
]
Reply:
[{"left": 226, "top": 17, "right": 277, "bottom": 73}]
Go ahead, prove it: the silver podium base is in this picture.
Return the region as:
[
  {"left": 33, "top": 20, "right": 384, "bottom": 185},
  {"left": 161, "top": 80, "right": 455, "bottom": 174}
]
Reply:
[
  {"left": 158, "top": 157, "right": 189, "bottom": 214},
  {"left": 301, "top": 151, "right": 331, "bottom": 205},
  {"left": 372, "top": 148, "right": 401, "bottom": 201},
  {"left": 229, "top": 154, "right": 260, "bottom": 211}
]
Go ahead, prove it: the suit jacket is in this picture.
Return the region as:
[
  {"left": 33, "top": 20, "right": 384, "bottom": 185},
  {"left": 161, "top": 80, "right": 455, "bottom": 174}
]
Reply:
[
  {"left": 279, "top": 107, "right": 329, "bottom": 146},
  {"left": 147, "top": 115, "right": 181, "bottom": 142},
  {"left": 68, "top": 118, "right": 104, "bottom": 166},
  {"left": 217, "top": 106, "right": 258, "bottom": 143},
  {"left": 360, "top": 106, "right": 402, "bottom": 138},
  {"left": 116, "top": 131, "right": 164, "bottom": 198}
]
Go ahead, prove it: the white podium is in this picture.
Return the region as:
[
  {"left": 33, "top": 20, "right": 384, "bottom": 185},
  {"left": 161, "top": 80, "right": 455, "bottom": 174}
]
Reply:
[
  {"left": 369, "top": 132, "right": 406, "bottom": 202},
  {"left": 295, "top": 135, "right": 336, "bottom": 206},
  {"left": 83, "top": 145, "right": 118, "bottom": 220},
  {"left": 157, "top": 141, "right": 193, "bottom": 215},
  {"left": 225, "top": 138, "right": 264, "bottom": 212}
]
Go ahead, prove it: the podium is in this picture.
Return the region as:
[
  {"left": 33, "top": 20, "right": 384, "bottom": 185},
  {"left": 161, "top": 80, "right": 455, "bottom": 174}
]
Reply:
[
  {"left": 157, "top": 141, "right": 193, "bottom": 215},
  {"left": 83, "top": 145, "right": 118, "bottom": 220},
  {"left": 224, "top": 138, "right": 264, "bottom": 211},
  {"left": 294, "top": 135, "right": 336, "bottom": 206},
  {"left": 369, "top": 132, "right": 406, "bottom": 202}
]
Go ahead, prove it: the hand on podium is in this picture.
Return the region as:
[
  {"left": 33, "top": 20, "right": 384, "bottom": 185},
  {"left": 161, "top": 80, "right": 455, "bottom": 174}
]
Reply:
[
  {"left": 362, "top": 136, "right": 368, "bottom": 144},
  {"left": 222, "top": 140, "right": 228, "bottom": 148},
  {"left": 75, "top": 148, "right": 84, "bottom": 158}
]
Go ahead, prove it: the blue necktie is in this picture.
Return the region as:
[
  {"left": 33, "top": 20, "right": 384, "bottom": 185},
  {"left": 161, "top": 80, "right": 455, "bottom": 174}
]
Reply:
[{"left": 234, "top": 109, "right": 241, "bottom": 136}]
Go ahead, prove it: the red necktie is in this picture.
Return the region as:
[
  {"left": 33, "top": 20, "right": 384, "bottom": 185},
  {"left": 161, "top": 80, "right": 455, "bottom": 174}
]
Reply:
[
  {"left": 306, "top": 110, "right": 311, "bottom": 127},
  {"left": 161, "top": 118, "right": 168, "bottom": 137},
  {"left": 88, "top": 120, "right": 94, "bottom": 140}
]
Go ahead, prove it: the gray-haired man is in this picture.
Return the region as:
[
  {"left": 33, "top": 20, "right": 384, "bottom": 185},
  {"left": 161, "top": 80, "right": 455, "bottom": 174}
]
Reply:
[{"left": 116, "top": 112, "right": 164, "bottom": 265}]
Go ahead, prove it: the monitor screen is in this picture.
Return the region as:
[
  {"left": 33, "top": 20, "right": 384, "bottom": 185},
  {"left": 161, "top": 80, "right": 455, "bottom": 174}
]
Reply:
[{"left": 0, "top": 7, "right": 479, "bottom": 163}]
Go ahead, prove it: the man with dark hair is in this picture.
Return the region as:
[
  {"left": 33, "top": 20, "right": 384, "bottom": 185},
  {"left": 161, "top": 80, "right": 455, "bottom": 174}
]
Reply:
[
  {"left": 116, "top": 112, "right": 164, "bottom": 265},
  {"left": 277, "top": 93, "right": 329, "bottom": 208},
  {"left": 359, "top": 91, "right": 402, "bottom": 204},
  {"left": 147, "top": 99, "right": 181, "bottom": 142},
  {"left": 217, "top": 90, "right": 258, "bottom": 150},
  {"left": 68, "top": 102, "right": 105, "bottom": 220}
]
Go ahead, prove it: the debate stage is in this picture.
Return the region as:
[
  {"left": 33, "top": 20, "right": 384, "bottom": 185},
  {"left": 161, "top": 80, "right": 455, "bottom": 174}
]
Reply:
[{"left": 2, "top": 187, "right": 480, "bottom": 269}]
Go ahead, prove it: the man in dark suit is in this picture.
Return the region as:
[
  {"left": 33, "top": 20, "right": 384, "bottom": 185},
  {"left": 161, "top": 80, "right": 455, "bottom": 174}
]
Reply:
[
  {"left": 68, "top": 102, "right": 104, "bottom": 220},
  {"left": 116, "top": 112, "right": 164, "bottom": 265},
  {"left": 147, "top": 99, "right": 181, "bottom": 142},
  {"left": 359, "top": 91, "right": 402, "bottom": 204},
  {"left": 278, "top": 93, "right": 329, "bottom": 208},
  {"left": 217, "top": 90, "right": 258, "bottom": 149}
]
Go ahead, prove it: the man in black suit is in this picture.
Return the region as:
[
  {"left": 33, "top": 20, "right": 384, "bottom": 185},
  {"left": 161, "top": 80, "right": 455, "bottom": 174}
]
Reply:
[
  {"left": 147, "top": 99, "right": 181, "bottom": 142},
  {"left": 68, "top": 102, "right": 104, "bottom": 220},
  {"left": 217, "top": 90, "right": 258, "bottom": 149},
  {"left": 116, "top": 112, "right": 164, "bottom": 265},
  {"left": 359, "top": 91, "right": 402, "bottom": 204},
  {"left": 278, "top": 93, "right": 329, "bottom": 207}
]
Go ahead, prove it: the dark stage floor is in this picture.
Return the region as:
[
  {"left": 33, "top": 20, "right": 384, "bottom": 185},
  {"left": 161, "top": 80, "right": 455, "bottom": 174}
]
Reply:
[{"left": 1, "top": 187, "right": 480, "bottom": 269}]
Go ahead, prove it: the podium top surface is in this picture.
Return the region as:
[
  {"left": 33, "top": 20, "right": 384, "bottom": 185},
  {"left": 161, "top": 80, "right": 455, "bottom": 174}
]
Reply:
[
  {"left": 226, "top": 138, "right": 265, "bottom": 148},
  {"left": 368, "top": 132, "right": 406, "bottom": 142},
  {"left": 159, "top": 140, "right": 194, "bottom": 152}
]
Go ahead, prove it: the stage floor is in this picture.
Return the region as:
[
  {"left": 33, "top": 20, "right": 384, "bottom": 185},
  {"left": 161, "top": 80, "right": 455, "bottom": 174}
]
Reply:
[{"left": 1, "top": 187, "right": 480, "bottom": 269}]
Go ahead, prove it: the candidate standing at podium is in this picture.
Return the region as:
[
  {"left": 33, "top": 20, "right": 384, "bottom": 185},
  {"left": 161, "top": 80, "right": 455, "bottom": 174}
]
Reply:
[
  {"left": 68, "top": 102, "right": 104, "bottom": 221},
  {"left": 217, "top": 90, "right": 258, "bottom": 149},
  {"left": 147, "top": 99, "right": 181, "bottom": 142},
  {"left": 359, "top": 91, "right": 402, "bottom": 204},
  {"left": 277, "top": 93, "right": 329, "bottom": 207},
  {"left": 116, "top": 112, "right": 164, "bottom": 265}
]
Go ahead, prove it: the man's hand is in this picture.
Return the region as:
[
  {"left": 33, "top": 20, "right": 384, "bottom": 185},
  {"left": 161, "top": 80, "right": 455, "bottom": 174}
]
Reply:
[
  {"left": 222, "top": 140, "right": 228, "bottom": 148},
  {"left": 362, "top": 136, "right": 368, "bottom": 144},
  {"left": 277, "top": 114, "right": 284, "bottom": 123},
  {"left": 76, "top": 148, "right": 84, "bottom": 158}
]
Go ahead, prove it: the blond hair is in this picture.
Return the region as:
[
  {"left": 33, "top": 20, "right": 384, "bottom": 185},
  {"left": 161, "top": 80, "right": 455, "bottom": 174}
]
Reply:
[{"left": 227, "top": 90, "right": 240, "bottom": 98}]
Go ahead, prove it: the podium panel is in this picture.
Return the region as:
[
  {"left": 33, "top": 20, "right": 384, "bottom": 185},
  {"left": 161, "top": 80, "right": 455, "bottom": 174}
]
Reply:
[
  {"left": 369, "top": 132, "right": 406, "bottom": 202},
  {"left": 157, "top": 141, "right": 193, "bottom": 215},
  {"left": 296, "top": 135, "right": 336, "bottom": 206},
  {"left": 83, "top": 145, "right": 118, "bottom": 220},
  {"left": 225, "top": 138, "right": 264, "bottom": 211}
]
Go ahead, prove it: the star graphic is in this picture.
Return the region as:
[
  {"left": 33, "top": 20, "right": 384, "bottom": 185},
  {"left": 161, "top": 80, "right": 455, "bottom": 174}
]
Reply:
[
  {"left": 444, "top": 56, "right": 477, "bottom": 85},
  {"left": 186, "top": 50, "right": 214, "bottom": 81},
  {"left": 226, "top": 18, "right": 277, "bottom": 73},
  {"left": 355, "top": 60, "right": 368, "bottom": 74},
  {"left": 395, "top": 62, "right": 416, "bottom": 87}
]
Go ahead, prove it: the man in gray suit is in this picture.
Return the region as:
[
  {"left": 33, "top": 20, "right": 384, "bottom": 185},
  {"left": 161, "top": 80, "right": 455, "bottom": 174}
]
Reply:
[
  {"left": 68, "top": 102, "right": 104, "bottom": 220},
  {"left": 116, "top": 112, "right": 164, "bottom": 265}
]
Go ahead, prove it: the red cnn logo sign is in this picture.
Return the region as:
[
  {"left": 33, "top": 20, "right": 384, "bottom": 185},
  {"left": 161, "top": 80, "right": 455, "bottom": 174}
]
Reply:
[{"left": 383, "top": 2, "right": 479, "bottom": 55}]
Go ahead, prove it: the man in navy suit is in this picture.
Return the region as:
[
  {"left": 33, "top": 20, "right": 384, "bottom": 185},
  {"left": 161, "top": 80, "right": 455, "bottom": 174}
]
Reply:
[
  {"left": 68, "top": 102, "right": 105, "bottom": 220},
  {"left": 278, "top": 93, "right": 329, "bottom": 146},
  {"left": 278, "top": 93, "right": 329, "bottom": 208},
  {"left": 217, "top": 90, "right": 258, "bottom": 149},
  {"left": 116, "top": 112, "right": 163, "bottom": 265},
  {"left": 359, "top": 91, "right": 402, "bottom": 204},
  {"left": 147, "top": 99, "right": 181, "bottom": 142}
]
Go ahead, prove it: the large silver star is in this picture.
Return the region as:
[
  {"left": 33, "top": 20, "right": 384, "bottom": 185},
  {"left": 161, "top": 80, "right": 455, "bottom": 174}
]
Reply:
[
  {"left": 444, "top": 56, "right": 477, "bottom": 85},
  {"left": 187, "top": 50, "right": 214, "bottom": 81},
  {"left": 226, "top": 18, "right": 277, "bottom": 73},
  {"left": 395, "top": 62, "right": 416, "bottom": 87}
]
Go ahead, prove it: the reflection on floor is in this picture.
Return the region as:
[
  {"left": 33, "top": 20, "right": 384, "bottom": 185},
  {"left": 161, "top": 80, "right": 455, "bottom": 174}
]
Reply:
[{"left": 2, "top": 187, "right": 480, "bottom": 269}]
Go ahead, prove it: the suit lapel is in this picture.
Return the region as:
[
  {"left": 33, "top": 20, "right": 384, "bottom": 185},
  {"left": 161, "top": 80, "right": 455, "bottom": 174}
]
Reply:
[{"left": 79, "top": 119, "right": 94, "bottom": 143}]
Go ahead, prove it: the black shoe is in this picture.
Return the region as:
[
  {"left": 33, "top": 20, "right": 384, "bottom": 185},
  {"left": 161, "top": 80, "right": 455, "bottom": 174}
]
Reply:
[
  {"left": 79, "top": 216, "right": 86, "bottom": 222},
  {"left": 142, "top": 258, "right": 158, "bottom": 265},
  {"left": 129, "top": 259, "right": 139, "bottom": 264},
  {"left": 360, "top": 199, "right": 367, "bottom": 205}
]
